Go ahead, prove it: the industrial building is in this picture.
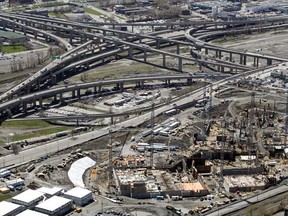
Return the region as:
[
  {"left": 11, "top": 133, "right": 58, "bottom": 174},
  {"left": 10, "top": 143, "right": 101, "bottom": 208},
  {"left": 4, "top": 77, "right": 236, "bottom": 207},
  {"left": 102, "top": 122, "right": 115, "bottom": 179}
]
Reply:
[
  {"left": 34, "top": 196, "right": 73, "bottom": 216},
  {"left": 36, "top": 187, "right": 62, "bottom": 198},
  {"left": 63, "top": 187, "right": 93, "bottom": 206},
  {"left": 0, "top": 201, "right": 25, "bottom": 216},
  {"left": 0, "top": 30, "right": 29, "bottom": 44},
  {"left": 114, "top": 168, "right": 208, "bottom": 198},
  {"left": 17, "top": 209, "right": 48, "bottom": 216},
  {"left": 12, "top": 189, "right": 44, "bottom": 208},
  {"left": 223, "top": 175, "right": 267, "bottom": 192}
]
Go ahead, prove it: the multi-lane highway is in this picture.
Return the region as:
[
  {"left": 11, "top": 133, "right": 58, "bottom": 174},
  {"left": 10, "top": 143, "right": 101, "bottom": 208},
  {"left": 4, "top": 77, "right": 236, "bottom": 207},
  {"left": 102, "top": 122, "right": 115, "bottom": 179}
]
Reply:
[{"left": 0, "top": 11, "right": 286, "bottom": 169}]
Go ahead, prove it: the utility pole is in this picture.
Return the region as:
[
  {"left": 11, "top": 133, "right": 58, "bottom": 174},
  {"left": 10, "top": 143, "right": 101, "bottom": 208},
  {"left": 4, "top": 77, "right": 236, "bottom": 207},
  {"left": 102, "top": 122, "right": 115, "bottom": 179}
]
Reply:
[
  {"left": 108, "top": 128, "right": 113, "bottom": 186},
  {"left": 150, "top": 99, "right": 155, "bottom": 168},
  {"left": 248, "top": 92, "right": 255, "bottom": 174},
  {"left": 284, "top": 91, "right": 288, "bottom": 146}
]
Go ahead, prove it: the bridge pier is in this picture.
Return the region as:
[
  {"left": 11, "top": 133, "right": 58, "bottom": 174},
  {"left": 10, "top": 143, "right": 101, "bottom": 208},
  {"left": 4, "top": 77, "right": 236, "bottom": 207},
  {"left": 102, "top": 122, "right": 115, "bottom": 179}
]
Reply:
[
  {"left": 94, "top": 86, "right": 97, "bottom": 94},
  {"left": 119, "top": 82, "right": 124, "bottom": 91},
  {"left": 11, "top": 23, "right": 15, "bottom": 32},
  {"left": 39, "top": 98, "right": 43, "bottom": 107},
  {"left": 129, "top": 47, "right": 133, "bottom": 59},
  {"left": 144, "top": 50, "right": 147, "bottom": 62},
  {"left": 34, "top": 31, "right": 37, "bottom": 39},
  {"left": 205, "top": 48, "right": 208, "bottom": 55},
  {"left": 229, "top": 53, "right": 233, "bottom": 62},
  {"left": 178, "top": 58, "right": 183, "bottom": 72},
  {"left": 163, "top": 54, "right": 166, "bottom": 67},
  {"left": 72, "top": 90, "right": 76, "bottom": 98},
  {"left": 187, "top": 78, "right": 193, "bottom": 85},
  {"left": 77, "top": 89, "right": 81, "bottom": 98},
  {"left": 22, "top": 102, "right": 27, "bottom": 114},
  {"left": 243, "top": 55, "right": 247, "bottom": 65},
  {"left": 59, "top": 93, "right": 63, "bottom": 103},
  {"left": 176, "top": 44, "right": 180, "bottom": 54},
  {"left": 267, "top": 59, "right": 272, "bottom": 66},
  {"left": 156, "top": 41, "right": 160, "bottom": 49},
  {"left": 240, "top": 54, "right": 243, "bottom": 64}
]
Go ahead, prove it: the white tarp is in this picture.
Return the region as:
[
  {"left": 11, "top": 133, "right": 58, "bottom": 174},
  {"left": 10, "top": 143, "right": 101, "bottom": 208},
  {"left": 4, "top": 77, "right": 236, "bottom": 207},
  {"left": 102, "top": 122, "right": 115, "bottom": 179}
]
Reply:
[{"left": 68, "top": 156, "right": 96, "bottom": 188}]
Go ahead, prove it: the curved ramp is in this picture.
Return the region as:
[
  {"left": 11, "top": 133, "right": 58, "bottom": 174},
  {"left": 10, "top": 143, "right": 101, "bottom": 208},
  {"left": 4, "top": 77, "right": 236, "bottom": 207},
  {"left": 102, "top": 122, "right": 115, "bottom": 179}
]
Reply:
[{"left": 68, "top": 156, "right": 96, "bottom": 188}]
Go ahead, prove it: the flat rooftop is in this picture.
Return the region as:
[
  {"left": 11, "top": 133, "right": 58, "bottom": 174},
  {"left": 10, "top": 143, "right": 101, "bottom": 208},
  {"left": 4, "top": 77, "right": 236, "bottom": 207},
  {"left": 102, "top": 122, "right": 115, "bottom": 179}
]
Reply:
[
  {"left": 36, "top": 187, "right": 62, "bottom": 196},
  {"left": 17, "top": 209, "right": 48, "bottom": 216},
  {"left": 36, "top": 196, "right": 72, "bottom": 211},
  {"left": 0, "top": 30, "right": 27, "bottom": 39},
  {"left": 12, "top": 189, "right": 44, "bottom": 204},
  {"left": 0, "top": 201, "right": 23, "bottom": 215},
  {"left": 64, "top": 187, "right": 92, "bottom": 198}
]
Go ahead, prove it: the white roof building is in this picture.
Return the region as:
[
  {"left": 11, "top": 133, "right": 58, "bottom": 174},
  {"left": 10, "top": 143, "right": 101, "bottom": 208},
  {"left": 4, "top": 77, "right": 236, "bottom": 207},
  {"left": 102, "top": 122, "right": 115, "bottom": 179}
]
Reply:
[
  {"left": 16, "top": 209, "right": 48, "bottom": 216},
  {"left": 63, "top": 187, "right": 93, "bottom": 206},
  {"left": 35, "top": 196, "right": 73, "bottom": 216},
  {"left": 12, "top": 189, "right": 44, "bottom": 207},
  {"left": 0, "top": 201, "right": 24, "bottom": 216},
  {"left": 36, "top": 187, "right": 62, "bottom": 198}
]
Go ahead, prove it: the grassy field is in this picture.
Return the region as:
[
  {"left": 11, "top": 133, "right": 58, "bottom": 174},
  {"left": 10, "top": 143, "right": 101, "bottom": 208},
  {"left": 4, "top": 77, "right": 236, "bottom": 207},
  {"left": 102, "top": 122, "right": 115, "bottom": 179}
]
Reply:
[
  {"left": 2, "top": 120, "right": 51, "bottom": 129},
  {"left": 84, "top": 7, "right": 103, "bottom": 16},
  {"left": 1, "top": 45, "right": 27, "bottom": 54},
  {"left": 83, "top": 63, "right": 156, "bottom": 81},
  {"left": 11, "top": 126, "right": 73, "bottom": 141},
  {"left": 32, "top": 2, "right": 67, "bottom": 9},
  {"left": 0, "top": 194, "right": 12, "bottom": 202}
]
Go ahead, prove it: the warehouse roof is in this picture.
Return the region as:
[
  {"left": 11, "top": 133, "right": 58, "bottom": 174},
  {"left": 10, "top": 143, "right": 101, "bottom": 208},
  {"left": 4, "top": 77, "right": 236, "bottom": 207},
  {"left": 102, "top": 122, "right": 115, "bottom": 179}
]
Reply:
[
  {"left": 0, "top": 30, "right": 27, "bottom": 39},
  {"left": 36, "top": 187, "right": 62, "bottom": 196},
  {"left": 65, "top": 187, "right": 92, "bottom": 198},
  {"left": 36, "top": 196, "right": 72, "bottom": 211},
  {"left": 12, "top": 189, "right": 44, "bottom": 204},
  {"left": 17, "top": 209, "right": 48, "bottom": 216},
  {"left": 0, "top": 201, "right": 24, "bottom": 215}
]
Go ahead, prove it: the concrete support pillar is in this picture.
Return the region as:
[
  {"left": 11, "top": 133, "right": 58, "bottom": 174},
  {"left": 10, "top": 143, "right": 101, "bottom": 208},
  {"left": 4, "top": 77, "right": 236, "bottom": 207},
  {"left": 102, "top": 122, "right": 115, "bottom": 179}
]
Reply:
[
  {"left": 187, "top": 78, "right": 192, "bottom": 85},
  {"left": 144, "top": 50, "right": 147, "bottom": 62},
  {"left": 39, "top": 98, "right": 43, "bottom": 107},
  {"left": 77, "top": 89, "right": 81, "bottom": 98},
  {"left": 22, "top": 102, "right": 27, "bottom": 113},
  {"left": 176, "top": 44, "right": 180, "bottom": 54},
  {"left": 163, "top": 54, "right": 166, "bottom": 68},
  {"left": 253, "top": 57, "right": 256, "bottom": 67},
  {"left": 256, "top": 58, "right": 259, "bottom": 67},
  {"left": 34, "top": 31, "right": 37, "bottom": 39},
  {"left": 110, "top": 116, "right": 114, "bottom": 125},
  {"left": 98, "top": 86, "right": 102, "bottom": 94},
  {"left": 33, "top": 100, "right": 36, "bottom": 108},
  {"left": 69, "top": 34, "right": 73, "bottom": 44},
  {"left": 94, "top": 86, "right": 97, "bottom": 94},
  {"left": 12, "top": 23, "right": 15, "bottom": 32},
  {"left": 215, "top": 50, "right": 219, "bottom": 58},
  {"left": 178, "top": 58, "right": 182, "bottom": 72},
  {"left": 54, "top": 95, "right": 57, "bottom": 101},
  {"left": 156, "top": 41, "right": 160, "bottom": 49},
  {"left": 167, "top": 79, "right": 171, "bottom": 86},
  {"left": 240, "top": 54, "right": 243, "bottom": 65},
  {"left": 59, "top": 93, "right": 63, "bottom": 103},
  {"left": 243, "top": 55, "right": 247, "bottom": 65},
  {"left": 267, "top": 59, "right": 272, "bottom": 66},
  {"left": 71, "top": 90, "right": 75, "bottom": 98},
  {"left": 129, "top": 47, "right": 133, "bottom": 59},
  {"left": 218, "top": 51, "right": 222, "bottom": 59},
  {"left": 221, "top": 66, "right": 225, "bottom": 72},
  {"left": 229, "top": 53, "right": 233, "bottom": 62},
  {"left": 120, "top": 83, "right": 124, "bottom": 91},
  {"left": 205, "top": 48, "right": 208, "bottom": 55}
]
